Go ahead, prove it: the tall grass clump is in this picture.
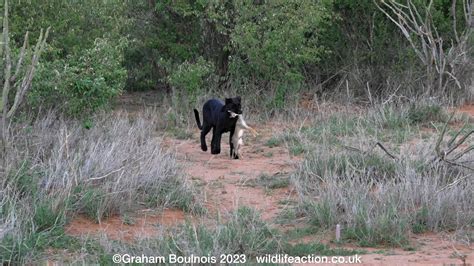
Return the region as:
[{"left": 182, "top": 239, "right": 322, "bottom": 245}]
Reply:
[
  {"left": 168, "top": 207, "right": 280, "bottom": 257},
  {"left": 0, "top": 110, "right": 202, "bottom": 264},
  {"left": 287, "top": 104, "right": 472, "bottom": 247},
  {"left": 291, "top": 134, "right": 473, "bottom": 247}
]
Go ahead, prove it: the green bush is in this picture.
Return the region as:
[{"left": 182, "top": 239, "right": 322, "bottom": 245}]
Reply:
[
  {"left": 411, "top": 206, "right": 429, "bottom": 234},
  {"left": 167, "top": 207, "right": 279, "bottom": 257},
  {"left": 10, "top": 162, "right": 39, "bottom": 197},
  {"left": 230, "top": 1, "right": 332, "bottom": 87},
  {"left": 30, "top": 38, "right": 128, "bottom": 116},
  {"left": 33, "top": 200, "right": 64, "bottom": 232},
  {"left": 78, "top": 187, "right": 111, "bottom": 223},
  {"left": 0, "top": 228, "right": 80, "bottom": 264},
  {"left": 345, "top": 205, "right": 410, "bottom": 247},
  {"left": 307, "top": 201, "right": 334, "bottom": 228},
  {"left": 407, "top": 104, "right": 445, "bottom": 125},
  {"left": 303, "top": 152, "right": 397, "bottom": 181},
  {"left": 167, "top": 57, "right": 214, "bottom": 104}
]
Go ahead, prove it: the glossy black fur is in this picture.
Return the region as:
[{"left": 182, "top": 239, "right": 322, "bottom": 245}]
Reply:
[{"left": 194, "top": 97, "right": 242, "bottom": 158}]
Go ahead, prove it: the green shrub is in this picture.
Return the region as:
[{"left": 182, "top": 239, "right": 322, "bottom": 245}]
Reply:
[
  {"left": 307, "top": 201, "right": 334, "bottom": 228},
  {"left": 411, "top": 206, "right": 429, "bottom": 234},
  {"left": 0, "top": 228, "right": 80, "bottom": 264},
  {"left": 10, "top": 162, "right": 39, "bottom": 197},
  {"left": 407, "top": 104, "right": 445, "bottom": 125},
  {"left": 167, "top": 57, "right": 214, "bottom": 103},
  {"left": 33, "top": 201, "right": 64, "bottom": 232},
  {"left": 79, "top": 188, "right": 111, "bottom": 223},
  {"left": 0, "top": 234, "right": 36, "bottom": 263},
  {"left": 302, "top": 152, "right": 397, "bottom": 181},
  {"left": 376, "top": 106, "right": 410, "bottom": 130},
  {"left": 344, "top": 205, "right": 410, "bottom": 247},
  {"left": 144, "top": 174, "right": 203, "bottom": 214},
  {"left": 30, "top": 38, "right": 128, "bottom": 116},
  {"left": 265, "top": 137, "right": 282, "bottom": 148},
  {"left": 167, "top": 207, "right": 279, "bottom": 257},
  {"left": 230, "top": 1, "right": 332, "bottom": 90}
]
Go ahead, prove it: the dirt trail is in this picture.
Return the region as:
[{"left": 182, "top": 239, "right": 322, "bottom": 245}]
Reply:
[
  {"left": 165, "top": 124, "right": 299, "bottom": 220},
  {"left": 65, "top": 209, "right": 186, "bottom": 242},
  {"left": 353, "top": 233, "right": 473, "bottom": 265},
  {"left": 457, "top": 103, "right": 474, "bottom": 117}
]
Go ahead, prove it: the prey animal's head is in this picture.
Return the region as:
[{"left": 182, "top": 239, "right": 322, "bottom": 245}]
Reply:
[{"left": 227, "top": 110, "right": 239, "bottom": 118}]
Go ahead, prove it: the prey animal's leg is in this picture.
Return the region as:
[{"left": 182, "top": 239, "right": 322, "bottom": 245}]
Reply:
[
  {"left": 235, "top": 136, "right": 243, "bottom": 159},
  {"left": 230, "top": 127, "right": 239, "bottom": 159}
]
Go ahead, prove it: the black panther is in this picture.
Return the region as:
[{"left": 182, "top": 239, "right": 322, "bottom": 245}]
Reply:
[{"left": 194, "top": 97, "right": 242, "bottom": 158}]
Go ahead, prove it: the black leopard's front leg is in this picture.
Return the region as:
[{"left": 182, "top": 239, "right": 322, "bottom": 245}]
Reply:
[{"left": 211, "top": 127, "right": 222, "bottom": 154}]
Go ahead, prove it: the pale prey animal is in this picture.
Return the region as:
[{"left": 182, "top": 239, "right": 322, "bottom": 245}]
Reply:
[{"left": 228, "top": 111, "right": 258, "bottom": 159}]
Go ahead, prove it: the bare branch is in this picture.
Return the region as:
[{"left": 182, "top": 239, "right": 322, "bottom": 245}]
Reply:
[
  {"left": 452, "top": 0, "right": 460, "bottom": 43},
  {"left": 435, "top": 113, "right": 454, "bottom": 158},
  {"left": 10, "top": 31, "right": 29, "bottom": 84},
  {"left": 447, "top": 122, "right": 468, "bottom": 147},
  {"left": 376, "top": 0, "right": 471, "bottom": 94},
  {"left": 445, "top": 129, "right": 473, "bottom": 157},
  {"left": 1, "top": 0, "right": 11, "bottom": 120},
  {"left": 374, "top": 0, "right": 426, "bottom": 64},
  {"left": 344, "top": 142, "right": 398, "bottom": 160},
  {"left": 436, "top": 173, "right": 472, "bottom": 193},
  {"left": 374, "top": 142, "right": 398, "bottom": 160},
  {"left": 463, "top": 0, "right": 472, "bottom": 29},
  {"left": 443, "top": 159, "right": 474, "bottom": 171},
  {"left": 450, "top": 145, "right": 474, "bottom": 161},
  {"left": 7, "top": 27, "right": 50, "bottom": 119}
]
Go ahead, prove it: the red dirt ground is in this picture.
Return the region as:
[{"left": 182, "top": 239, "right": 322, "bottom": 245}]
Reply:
[
  {"left": 353, "top": 233, "right": 473, "bottom": 265},
  {"left": 66, "top": 209, "right": 187, "bottom": 242},
  {"left": 457, "top": 103, "right": 474, "bottom": 116},
  {"left": 165, "top": 124, "right": 299, "bottom": 221}
]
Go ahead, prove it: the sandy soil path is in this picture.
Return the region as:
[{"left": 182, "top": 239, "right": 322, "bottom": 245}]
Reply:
[{"left": 165, "top": 126, "right": 298, "bottom": 220}]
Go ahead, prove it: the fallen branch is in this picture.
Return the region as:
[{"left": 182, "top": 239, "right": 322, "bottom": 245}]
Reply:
[
  {"left": 445, "top": 130, "right": 474, "bottom": 157},
  {"left": 88, "top": 166, "right": 125, "bottom": 181},
  {"left": 343, "top": 142, "right": 398, "bottom": 160},
  {"left": 443, "top": 159, "right": 474, "bottom": 171},
  {"left": 436, "top": 173, "right": 472, "bottom": 193},
  {"left": 374, "top": 142, "right": 399, "bottom": 160},
  {"left": 431, "top": 112, "right": 473, "bottom": 170}
]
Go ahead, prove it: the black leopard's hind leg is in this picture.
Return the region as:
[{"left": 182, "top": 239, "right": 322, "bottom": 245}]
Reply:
[{"left": 200, "top": 124, "right": 212, "bottom": 152}]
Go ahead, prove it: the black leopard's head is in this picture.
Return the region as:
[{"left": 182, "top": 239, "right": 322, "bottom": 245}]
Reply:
[{"left": 223, "top": 96, "right": 242, "bottom": 116}]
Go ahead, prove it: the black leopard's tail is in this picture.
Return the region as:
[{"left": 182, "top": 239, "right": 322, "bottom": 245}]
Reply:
[{"left": 193, "top": 109, "right": 202, "bottom": 130}]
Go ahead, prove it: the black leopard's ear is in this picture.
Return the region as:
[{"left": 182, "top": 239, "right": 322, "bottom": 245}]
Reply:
[{"left": 225, "top": 98, "right": 232, "bottom": 105}]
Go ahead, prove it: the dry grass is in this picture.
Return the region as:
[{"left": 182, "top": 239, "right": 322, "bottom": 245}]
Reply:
[
  {"left": 273, "top": 102, "right": 474, "bottom": 247},
  {"left": 0, "top": 109, "right": 202, "bottom": 263}
]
